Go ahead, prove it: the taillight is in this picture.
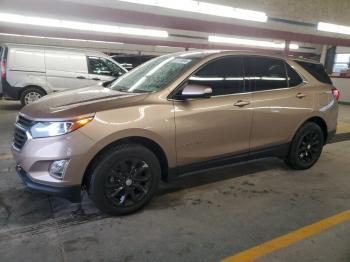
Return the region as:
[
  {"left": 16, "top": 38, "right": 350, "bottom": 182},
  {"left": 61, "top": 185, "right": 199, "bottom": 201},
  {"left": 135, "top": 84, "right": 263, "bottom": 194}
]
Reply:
[
  {"left": 331, "top": 87, "right": 340, "bottom": 101},
  {"left": 0, "top": 61, "right": 6, "bottom": 80}
]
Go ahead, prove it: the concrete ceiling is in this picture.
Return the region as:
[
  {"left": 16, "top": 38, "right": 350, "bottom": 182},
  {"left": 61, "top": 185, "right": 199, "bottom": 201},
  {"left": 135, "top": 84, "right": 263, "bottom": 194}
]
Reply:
[{"left": 0, "top": 0, "right": 349, "bottom": 55}]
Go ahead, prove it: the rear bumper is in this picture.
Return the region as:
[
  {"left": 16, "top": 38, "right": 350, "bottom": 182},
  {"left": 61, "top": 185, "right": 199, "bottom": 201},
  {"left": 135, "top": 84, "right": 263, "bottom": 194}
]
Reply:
[
  {"left": 16, "top": 165, "right": 81, "bottom": 202},
  {"left": 2, "top": 79, "right": 21, "bottom": 100}
]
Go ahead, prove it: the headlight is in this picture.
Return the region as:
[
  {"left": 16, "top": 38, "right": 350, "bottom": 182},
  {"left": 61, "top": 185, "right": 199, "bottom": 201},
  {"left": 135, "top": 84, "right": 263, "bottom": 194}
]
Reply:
[{"left": 30, "top": 117, "right": 93, "bottom": 138}]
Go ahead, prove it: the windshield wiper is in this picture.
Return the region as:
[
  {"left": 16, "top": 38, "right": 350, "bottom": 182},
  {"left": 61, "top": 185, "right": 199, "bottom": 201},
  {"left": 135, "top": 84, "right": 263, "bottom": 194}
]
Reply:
[{"left": 102, "top": 79, "right": 117, "bottom": 88}]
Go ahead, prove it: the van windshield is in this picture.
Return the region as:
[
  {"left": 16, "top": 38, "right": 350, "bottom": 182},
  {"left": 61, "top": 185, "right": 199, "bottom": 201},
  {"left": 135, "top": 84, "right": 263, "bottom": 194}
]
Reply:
[{"left": 110, "top": 54, "right": 200, "bottom": 93}]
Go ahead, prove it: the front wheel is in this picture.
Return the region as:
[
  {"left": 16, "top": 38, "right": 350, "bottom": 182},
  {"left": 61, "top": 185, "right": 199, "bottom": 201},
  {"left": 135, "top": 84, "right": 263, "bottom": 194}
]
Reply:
[
  {"left": 88, "top": 144, "right": 161, "bottom": 215},
  {"left": 285, "top": 122, "right": 324, "bottom": 170}
]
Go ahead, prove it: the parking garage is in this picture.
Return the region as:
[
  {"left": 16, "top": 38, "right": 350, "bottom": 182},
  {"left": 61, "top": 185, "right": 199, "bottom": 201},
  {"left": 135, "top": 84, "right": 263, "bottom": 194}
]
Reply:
[{"left": 1, "top": 1, "right": 350, "bottom": 261}]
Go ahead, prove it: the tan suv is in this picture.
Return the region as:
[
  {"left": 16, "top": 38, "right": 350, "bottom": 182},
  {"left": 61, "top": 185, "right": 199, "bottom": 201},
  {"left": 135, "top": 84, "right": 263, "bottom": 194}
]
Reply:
[{"left": 12, "top": 51, "right": 339, "bottom": 215}]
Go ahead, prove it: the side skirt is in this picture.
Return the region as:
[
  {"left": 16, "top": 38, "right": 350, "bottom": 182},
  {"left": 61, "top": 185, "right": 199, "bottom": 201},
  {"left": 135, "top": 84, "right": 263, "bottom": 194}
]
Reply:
[{"left": 168, "top": 143, "right": 290, "bottom": 181}]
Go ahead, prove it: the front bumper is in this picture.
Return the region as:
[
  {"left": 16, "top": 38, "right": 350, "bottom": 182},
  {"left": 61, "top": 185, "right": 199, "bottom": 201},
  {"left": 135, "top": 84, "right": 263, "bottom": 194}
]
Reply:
[
  {"left": 16, "top": 165, "right": 81, "bottom": 202},
  {"left": 11, "top": 129, "right": 100, "bottom": 187}
]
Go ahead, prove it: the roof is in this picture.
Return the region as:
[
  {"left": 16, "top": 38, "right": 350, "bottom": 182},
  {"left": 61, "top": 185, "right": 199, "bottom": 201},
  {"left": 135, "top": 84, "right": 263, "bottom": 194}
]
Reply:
[{"left": 2, "top": 43, "right": 110, "bottom": 58}]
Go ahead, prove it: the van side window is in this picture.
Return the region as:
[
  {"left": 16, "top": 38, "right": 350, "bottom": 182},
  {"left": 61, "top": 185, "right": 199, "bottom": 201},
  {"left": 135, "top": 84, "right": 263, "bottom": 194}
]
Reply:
[
  {"left": 286, "top": 63, "right": 303, "bottom": 87},
  {"left": 188, "top": 56, "right": 244, "bottom": 96},
  {"left": 245, "top": 57, "right": 288, "bottom": 91},
  {"left": 88, "top": 57, "right": 124, "bottom": 76}
]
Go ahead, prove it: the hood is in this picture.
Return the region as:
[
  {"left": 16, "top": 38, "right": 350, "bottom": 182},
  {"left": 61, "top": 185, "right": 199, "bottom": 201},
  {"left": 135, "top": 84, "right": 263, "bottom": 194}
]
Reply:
[{"left": 21, "top": 85, "right": 147, "bottom": 120}]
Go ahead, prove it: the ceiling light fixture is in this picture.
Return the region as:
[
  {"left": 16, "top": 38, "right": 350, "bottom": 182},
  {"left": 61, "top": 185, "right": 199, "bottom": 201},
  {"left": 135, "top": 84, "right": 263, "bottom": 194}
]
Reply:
[
  {"left": 0, "top": 12, "right": 168, "bottom": 38},
  {"left": 208, "top": 35, "right": 299, "bottom": 50},
  {"left": 317, "top": 22, "right": 350, "bottom": 36},
  {"left": 117, "top": 0, "right": 268, "bottom": 23},
  {"left": 0, "top": 33, "right": 124, "bottom": 45}
]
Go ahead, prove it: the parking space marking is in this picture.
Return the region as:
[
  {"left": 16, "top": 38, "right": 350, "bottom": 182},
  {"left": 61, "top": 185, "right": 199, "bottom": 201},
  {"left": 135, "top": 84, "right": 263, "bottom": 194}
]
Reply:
[
  {"left": 337, "top": 122, "right": 350, "bottom": 134},
  {"left": 221, "top": 210, "right": 350, "bottom": 262}
]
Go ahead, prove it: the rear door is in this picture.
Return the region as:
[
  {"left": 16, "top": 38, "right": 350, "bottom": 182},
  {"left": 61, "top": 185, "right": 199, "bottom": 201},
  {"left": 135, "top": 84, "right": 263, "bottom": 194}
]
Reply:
[
  {"left": 45, "top": 50, "right": 91, "bottom": 91},
  {"left": 174, "top": 56, "right": 253, "bottom": 166},
  {"left": 87, "top": 56, "right": 126, "bottom": 83},
  {"left": 245, "top": 56, "right": 313, "bottom": 151}
]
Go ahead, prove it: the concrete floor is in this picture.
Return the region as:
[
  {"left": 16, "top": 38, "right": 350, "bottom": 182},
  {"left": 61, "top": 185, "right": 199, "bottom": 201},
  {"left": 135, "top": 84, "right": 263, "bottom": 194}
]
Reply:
[{"left": 0, "top": 100, "right": 350, "bottom": 262}]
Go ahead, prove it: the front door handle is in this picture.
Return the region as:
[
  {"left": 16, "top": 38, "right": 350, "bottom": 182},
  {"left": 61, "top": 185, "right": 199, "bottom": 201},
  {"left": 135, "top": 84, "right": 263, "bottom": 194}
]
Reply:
[
  {"left": 234, "top": 100, "right": 251, "bottom": 107},
  {"left": 76, "top": 76, "right": 86, "bottom": 79},
  {"left": 296, "top": 93, "right": 307, "bottom": 99},
  {"left": 92, "top": 77, "right": 101, "bottom": 81}
]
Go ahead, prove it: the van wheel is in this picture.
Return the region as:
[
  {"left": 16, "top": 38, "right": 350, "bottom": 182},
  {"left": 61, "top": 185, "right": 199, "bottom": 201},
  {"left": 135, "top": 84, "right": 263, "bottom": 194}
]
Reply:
[
  {"left": 20, "top": 87, "right": 46, "bottom": 106},
  {"left": 88, "top": 144, "right": 161, "bottom": 216},
  {"left": 285, "top": 122, "right": 324, "bottom": 170}
]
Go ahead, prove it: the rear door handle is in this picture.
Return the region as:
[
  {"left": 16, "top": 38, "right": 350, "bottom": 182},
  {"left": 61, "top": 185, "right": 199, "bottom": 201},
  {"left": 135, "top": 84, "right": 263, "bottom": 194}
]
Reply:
[
  {"left": 296, "top": 93, "right": 307, "bottom": 99},
  {"left": 92, "top": 77, "right": 101, "bottom": 81},
  {"left": 76, "top": 76, "right": 86, "bottom": 79},
  {"left": 234, "top": 100, "right": 251, "bottom": 107}
]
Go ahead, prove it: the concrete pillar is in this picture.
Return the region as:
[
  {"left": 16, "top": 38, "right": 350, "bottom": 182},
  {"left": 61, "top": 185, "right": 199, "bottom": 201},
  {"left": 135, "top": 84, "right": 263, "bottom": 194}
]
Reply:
[
  {"left": 284, "top": 40, "right": 290, "bottom": 55},
  {"left": 320, "top": 45, "right": 328, "bottom": 65}
]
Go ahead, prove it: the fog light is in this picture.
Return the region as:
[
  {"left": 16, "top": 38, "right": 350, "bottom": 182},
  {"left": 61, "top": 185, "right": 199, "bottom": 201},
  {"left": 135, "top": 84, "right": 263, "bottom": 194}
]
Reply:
[{"left": 49, "top": 160, "right": 70, "bottom": 179}]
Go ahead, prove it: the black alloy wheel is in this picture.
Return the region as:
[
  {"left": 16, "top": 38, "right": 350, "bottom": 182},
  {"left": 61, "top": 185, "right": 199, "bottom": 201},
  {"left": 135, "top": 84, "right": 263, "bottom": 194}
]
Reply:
[
  {"left": 296, "top": 131, "right": 322, "bottom": 164},
  {"left": 286, "top": 122, "right": 324, "bottom": 170},
  {"left": 105, "top": 159, "right": 152, "bottom": 207},
  {"left": 88, "top": 144, "right": 161, "bottom": 215}
]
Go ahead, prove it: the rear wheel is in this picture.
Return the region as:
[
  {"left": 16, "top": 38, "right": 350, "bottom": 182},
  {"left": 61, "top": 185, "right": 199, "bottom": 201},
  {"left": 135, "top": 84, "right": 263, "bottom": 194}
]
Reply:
[
  {"left": 88, "top": 144, "right": 161, "bottom": 215},
  {"left": 20, "top": 87, "right": 46, "bottom": 106},
  {"left": 285, "top": 122, "right": 324, "bottom": 170}
]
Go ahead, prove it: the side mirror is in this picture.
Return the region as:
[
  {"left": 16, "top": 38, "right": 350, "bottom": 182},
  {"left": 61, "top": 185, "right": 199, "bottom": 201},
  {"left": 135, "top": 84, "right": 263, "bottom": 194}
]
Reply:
[{"left": 179, "top": 84, "right": 213, "bottom": 99}]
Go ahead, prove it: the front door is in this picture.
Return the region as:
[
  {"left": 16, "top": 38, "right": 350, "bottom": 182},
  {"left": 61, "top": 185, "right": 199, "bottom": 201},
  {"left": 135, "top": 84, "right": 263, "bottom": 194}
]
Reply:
[
  {"left": 87, "top": 56, "right": 125, "bottom": 84},
  {"left": 174, "top": 56, "right": 253, "bottom": 167}
]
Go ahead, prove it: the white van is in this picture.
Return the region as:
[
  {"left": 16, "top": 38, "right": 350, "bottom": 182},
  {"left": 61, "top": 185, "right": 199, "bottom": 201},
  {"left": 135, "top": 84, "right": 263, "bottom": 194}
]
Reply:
[{"left": 0, "top": 44, "right": 127, "bottom": 105}]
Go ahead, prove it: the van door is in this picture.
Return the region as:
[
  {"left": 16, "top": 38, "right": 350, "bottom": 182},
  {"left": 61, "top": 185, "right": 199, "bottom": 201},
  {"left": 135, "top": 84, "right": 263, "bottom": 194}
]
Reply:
[
  {"left": 174, "top": 56, "right": 253, "bottom": 168},
  {"left": 245, "top": 56, "right": 313, "bottom": 152},
  {"left": 45, "top": 50, "right": 92, "bottom": 91},
  {"left": 87, "top": 56, "right": 126, "bottom": 84}
]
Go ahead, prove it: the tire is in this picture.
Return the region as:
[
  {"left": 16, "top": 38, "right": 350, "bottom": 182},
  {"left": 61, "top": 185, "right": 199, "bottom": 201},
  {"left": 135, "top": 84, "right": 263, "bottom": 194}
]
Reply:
[
  {"left": 285, "top": 122, "right": 324, "bottom": 170},
  {"left": 88, "top": 144, "right": 161, "bottom": 215},
  {"left": 20, "top": 87, "right": 46, "bottom": 106}
]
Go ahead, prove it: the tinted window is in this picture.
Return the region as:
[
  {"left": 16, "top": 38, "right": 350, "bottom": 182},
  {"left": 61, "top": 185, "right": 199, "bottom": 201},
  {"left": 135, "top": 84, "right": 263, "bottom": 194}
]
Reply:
[
  {"left": 88, "top": 57, "right": 124, "bottom": 76},
  {"left": 245, "top": 57, "right": 288, "bottom": 91},
  {"left": 295, "top": 61, "right": 332, "bottom": 84},
  {"left": 188, "top": 56, "right": 244, "bottom": 96},
  {"left": 286, "top": 63, "right": 303, "bottom": 87}
]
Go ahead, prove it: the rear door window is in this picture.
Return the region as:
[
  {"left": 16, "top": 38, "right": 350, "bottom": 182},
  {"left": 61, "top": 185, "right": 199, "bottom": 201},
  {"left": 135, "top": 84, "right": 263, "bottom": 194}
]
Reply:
[
  {"left": 294, "top": 60, "right": 332, "bottom": 84},
  {"left": 188, "top": 56, "right": 245, "bottom": 96},
  {"left": 244, "top": 56, "right": 288, "bottom": 91},
  {"left": 286, "top": 63, "right": 303, "bottom": 87}
]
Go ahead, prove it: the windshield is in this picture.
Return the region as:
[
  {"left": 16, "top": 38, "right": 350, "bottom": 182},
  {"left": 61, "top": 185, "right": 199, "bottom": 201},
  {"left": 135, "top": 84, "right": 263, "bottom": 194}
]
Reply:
[{"left": 110, "top": 54, "right": 200, "bottom": 93}]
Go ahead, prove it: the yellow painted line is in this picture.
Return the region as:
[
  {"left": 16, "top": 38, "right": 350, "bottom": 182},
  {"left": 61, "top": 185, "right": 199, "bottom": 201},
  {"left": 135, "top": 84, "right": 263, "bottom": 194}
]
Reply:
[
  {"left": 221, "top": 210, "right": 350, "bottom": 262},
  {"left": 0, "top": 153, "right": 12, "bottom": 160},
  {"left": 337, "top": 121, "right": 350, "bottom": 134}
]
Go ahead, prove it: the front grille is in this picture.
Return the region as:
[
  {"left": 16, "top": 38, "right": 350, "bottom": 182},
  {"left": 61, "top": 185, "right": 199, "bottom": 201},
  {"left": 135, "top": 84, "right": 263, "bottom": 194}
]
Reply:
[
  {"left": 17, "top": 115, "right": 34, "bottom": 128},
  {"left": 13, "top": 115, "right": 35, "bottom": 150}
]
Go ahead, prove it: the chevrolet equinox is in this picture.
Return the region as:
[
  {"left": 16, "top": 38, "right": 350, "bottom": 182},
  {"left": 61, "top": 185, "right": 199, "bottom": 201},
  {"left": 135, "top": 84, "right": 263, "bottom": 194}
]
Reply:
[{"left": 12, "top": 51, "right": 339, "bottom": 215}]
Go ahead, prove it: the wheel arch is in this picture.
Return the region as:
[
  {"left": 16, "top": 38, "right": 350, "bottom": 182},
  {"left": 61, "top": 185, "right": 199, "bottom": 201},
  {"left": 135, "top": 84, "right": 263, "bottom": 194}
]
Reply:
[
  {"left": 295, "top": 116, "right": 328, "bottom": 144},
  {"left": 82, "top": 136, "right": 170, "bottom": 188},
  {"left": 20, "top": 85, "right": 47, "bottom": 97}
]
